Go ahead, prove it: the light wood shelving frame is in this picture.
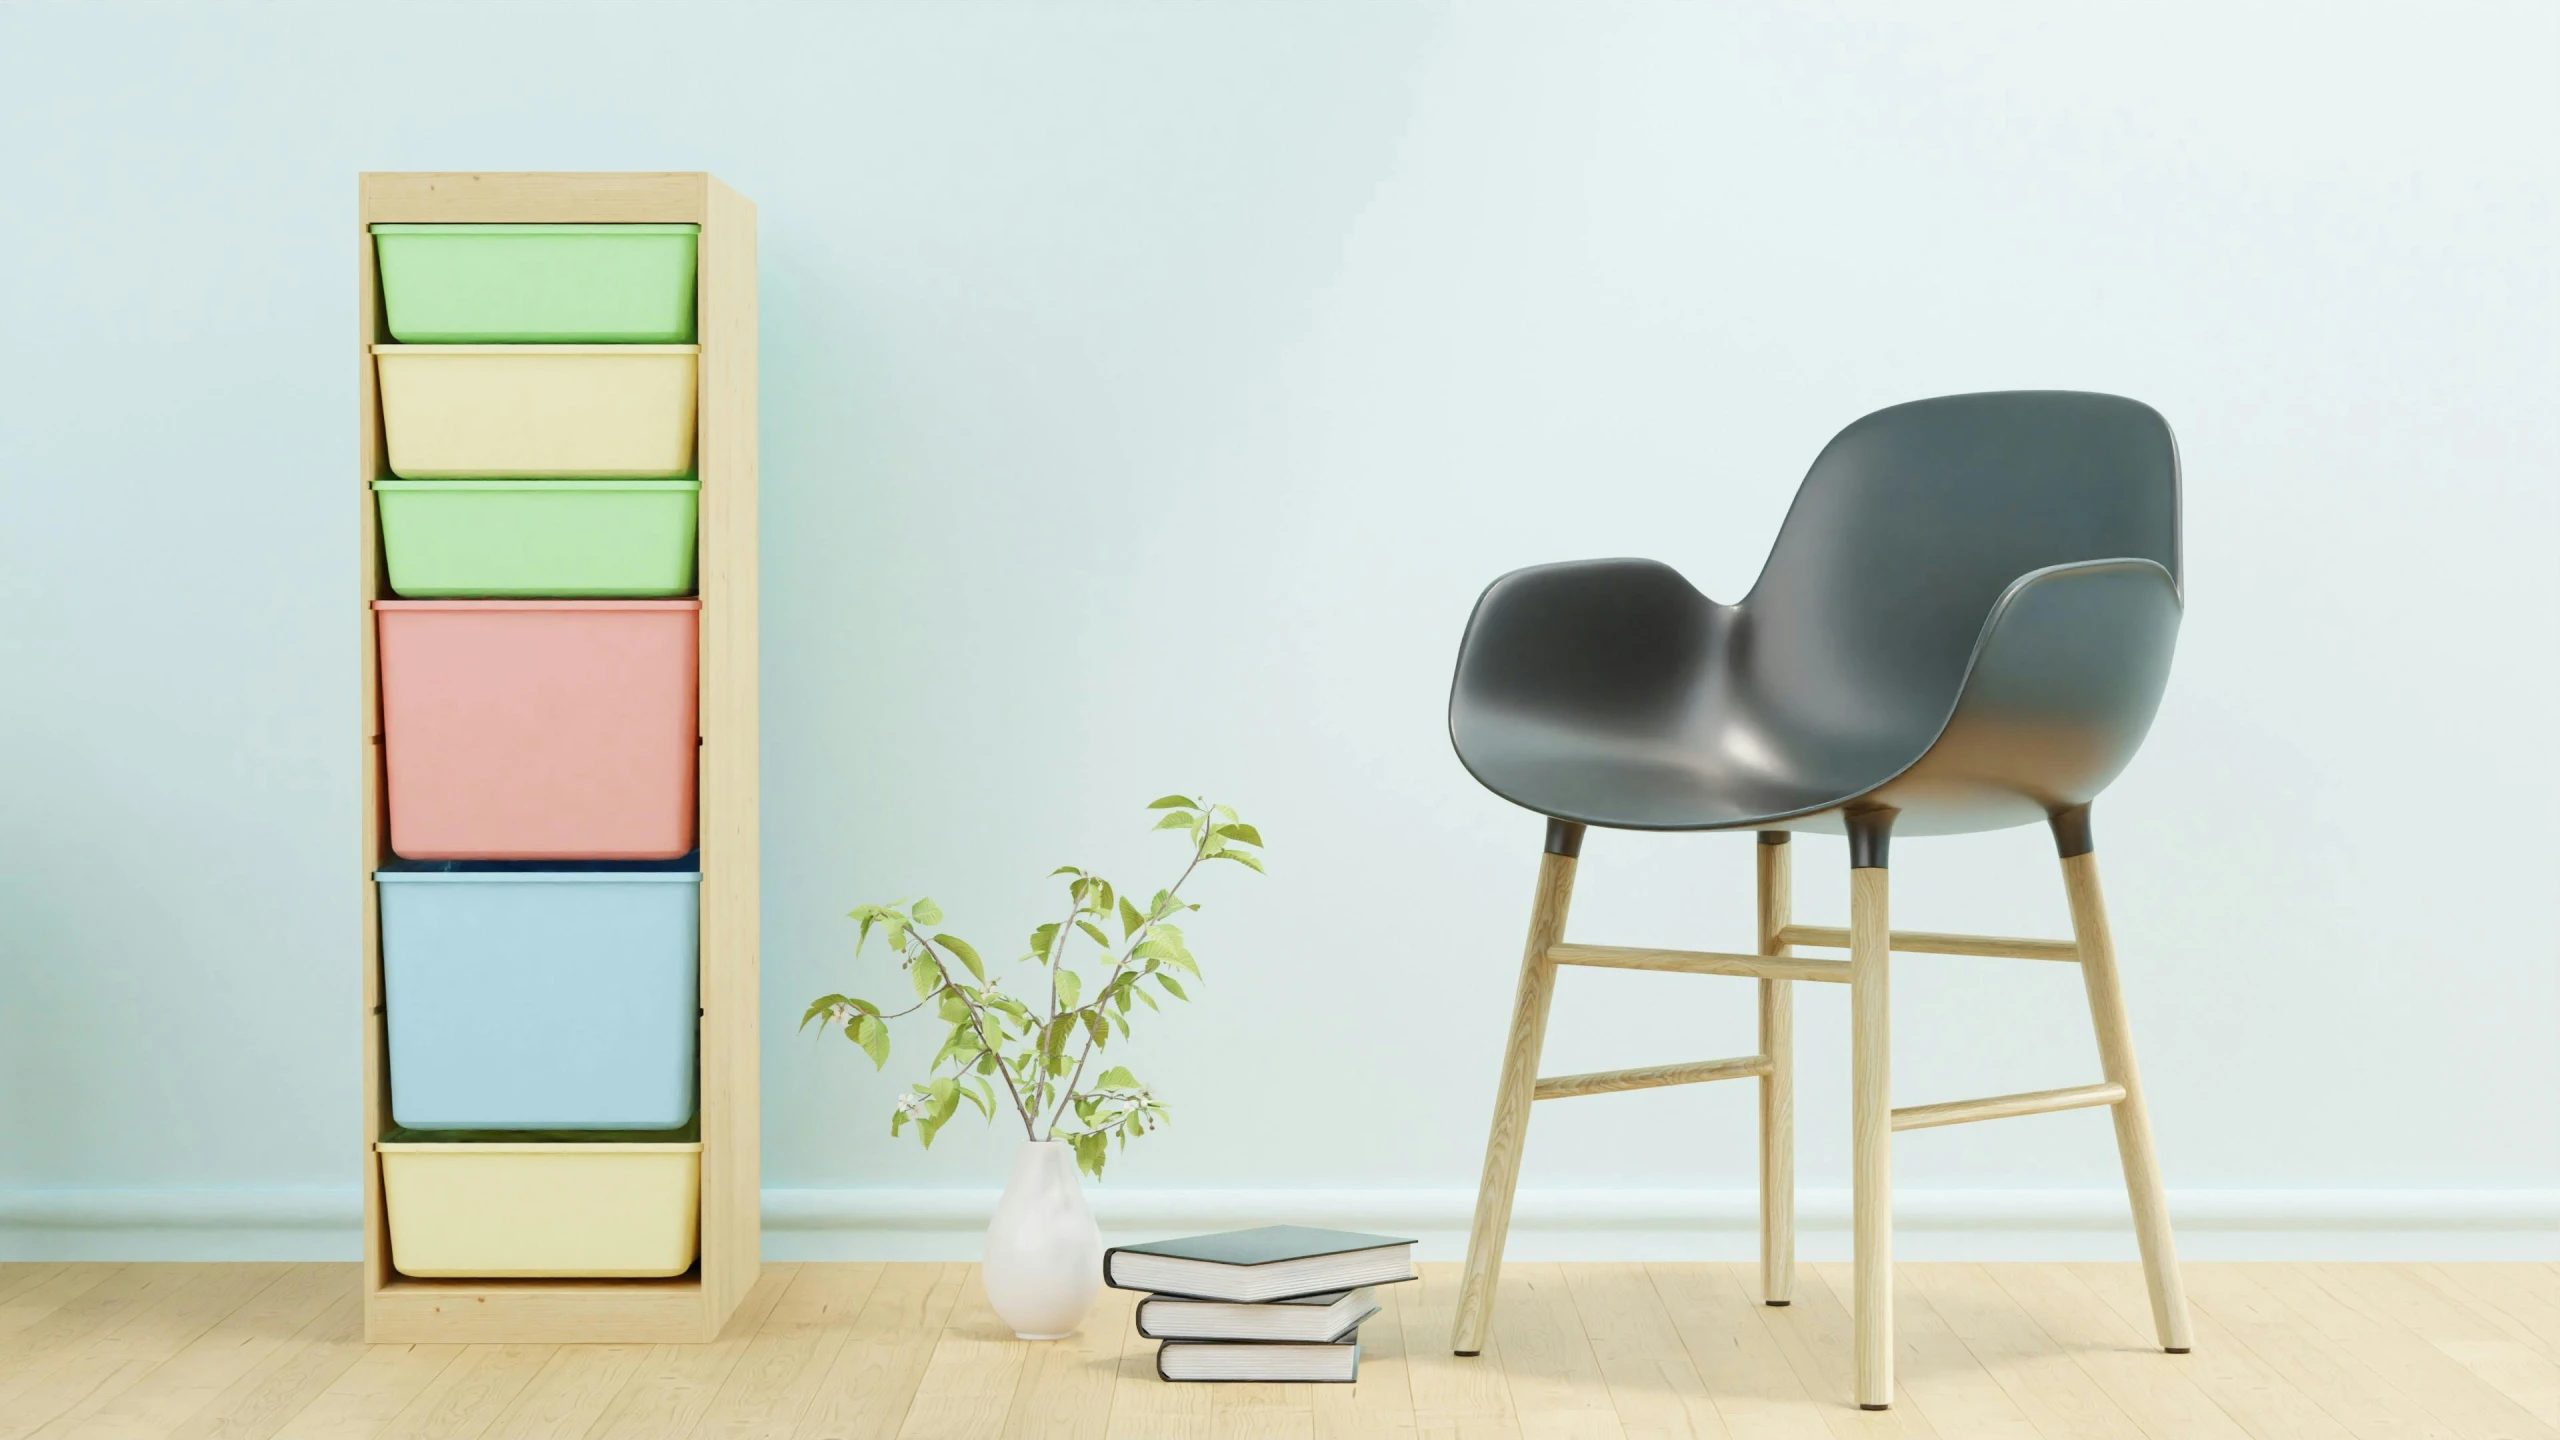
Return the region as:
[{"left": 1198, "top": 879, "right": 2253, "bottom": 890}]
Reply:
[{"left": 356, "top": 172, "right": 759, "bottom": 1343}]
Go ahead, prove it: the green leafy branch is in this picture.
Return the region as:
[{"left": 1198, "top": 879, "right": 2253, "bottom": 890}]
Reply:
[{"left": 802, "top": 795, "right": 1264, "bottom": 1178}]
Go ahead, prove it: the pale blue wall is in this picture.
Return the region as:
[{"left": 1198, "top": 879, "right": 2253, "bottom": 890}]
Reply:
[{"left": 1, "top": 2, "right": 2552, "bottom": 1255}]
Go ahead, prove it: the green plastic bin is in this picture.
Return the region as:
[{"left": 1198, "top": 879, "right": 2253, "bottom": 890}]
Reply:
[
  {"left": 372, "top": 224, "right": 699, "bottom": 343},
  {"left": 374, "top": 481, "right": 699, "bottom": 598}
]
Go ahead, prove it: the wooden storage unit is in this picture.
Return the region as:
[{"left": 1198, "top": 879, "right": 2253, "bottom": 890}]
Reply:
[{"left": 357, "top": 172, "right": 759, "bottom": 1343}]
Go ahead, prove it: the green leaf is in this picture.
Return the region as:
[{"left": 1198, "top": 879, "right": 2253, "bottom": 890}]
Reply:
[
  {"left": 800, "top": 994, "right": 844, "bottom": 1030},
  {"left": 1213, "top": 850, "right": 1268, "bottom": 874},
  {"left": 1098, "top": 1064, "right": 1137, "bottom": 1089},
  {"left": 1029, "top": 922, "right": 1059, "bottom": 959},
  {"left": 1129, "top": 984, "right": 1159, "bottom": 1011},
  {"left": 1050, "top": 864, "right": 1082, "bottom": 877},
  {"left": 880, "top": 915, "right": 908, "bottom": 951},
  {"left": 910, "top": 956, "right": 944, "bottom": 998},
  {"left": 916, "top": 1078, "right": 962, "bottom": 1148},
  {"left": 890, "top": 1109, "right": 907, "bottom": 1137},
  {"left": 911, "top": 897, "right": 944, "bottom": 926},
  {"left": 1145, "top": 795, "right": 1199, "bottom": 810},
  {"left": 1073, "top": 1130, "right": 1108, "bottom": 1178},
  {"left": 1152, "top": 812, "right": 1198, "bottom": 832},
  {"left": 1084, "top": 1010, "right": 1109, "bottom": 1047},
  {"left": 1118, "top": 895, "right": 1145, "bottom": 938},
  {"left": 1214, "top": 822, "right": 1263, "bottom": 847},
  {"left": 1075, "top": 919, "right": 1110, "bottom": 949},
  {"left": 936, "top": 992, "right": 971, "bottom": 1024},
  {"left": 1114, "top": 984, "right": 1131, "bottom": 1014},
  {"left": 852, "top": 1014, "right": 891, "bottom": 1068},
  {"left": 1055, "top": 968, "right": 1082, "bottom": 1009},
  {"left": 1156, "top": 973, "right": 1188, "bottom": 1001},
  {"left": 936, "top": 933, "right": 986, "bottom": 981}
]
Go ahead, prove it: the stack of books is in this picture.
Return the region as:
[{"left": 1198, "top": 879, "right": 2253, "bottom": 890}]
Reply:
[{"left": 1105, "top": 1225, "right": 1418, "bottom": 1382}]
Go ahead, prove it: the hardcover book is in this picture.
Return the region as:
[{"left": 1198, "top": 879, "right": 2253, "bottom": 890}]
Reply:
[
  {"left": 1134, "top": 1287, "right": 1379, "bottom": 1343},
  {"left": 1157, "top": 1338, "right": 1361, "bottom": 1383},
  {"left": 1104, "top": 1226, "right": 1417, "bottom": 1303}
]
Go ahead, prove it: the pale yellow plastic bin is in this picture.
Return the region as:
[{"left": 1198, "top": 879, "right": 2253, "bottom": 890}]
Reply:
[
  {"left": 377, "top": 1141, "right": 701, "bottom": 1278},
  {"left": 374, "top": 345, "right": 698, "bottom": 479}
]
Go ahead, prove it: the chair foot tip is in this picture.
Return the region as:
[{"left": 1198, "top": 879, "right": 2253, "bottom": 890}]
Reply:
[
  {"left": 2166, "top": 1347, "right": 2190, "bottom": 1354},
  {"left": 1860, "top": 1403, "right": 1890, "bottom": 1411},
  {"left": 1764, "top": 1300, "right": 1791, "bottom": 1307},
  {"left": 1453, "top": 1350, "right": 1479, "bottom": 1358}
]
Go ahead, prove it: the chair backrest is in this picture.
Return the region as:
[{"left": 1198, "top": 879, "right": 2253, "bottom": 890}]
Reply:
[{"left": 1740, "top": 391, "right": 2181, "bottom": 741}]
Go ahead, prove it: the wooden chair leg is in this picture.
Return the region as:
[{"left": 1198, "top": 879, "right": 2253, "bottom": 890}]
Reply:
[
  {"left": 1756, "top": 833, "right": 1795, "bottom": 1306},
  {"left": 1452, "top": 822, "right": 1583, "bottom": 1355},
  {"left": 1849, "top": 849, "right": 1894, "bottom": 1409},
  {"left": 2059, "top": 843, "right": 2194, "bottom": 1352}
]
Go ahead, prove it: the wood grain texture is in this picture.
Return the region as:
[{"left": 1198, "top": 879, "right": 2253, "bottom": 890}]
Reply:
[
  {"left": 1536, "top": 1056, "right": 1770, "bottom": 1101},
  {"left": 355, "top": 205, "right": 392, "bottom": 1322},
  {"left": 1757, "top": 839, "right": 1796, "bottom": 1311},
  {"left": 2, "top": 1265, "right": 2551, "bottom": 1437},
  {"left": 1548, "top": 944, "right": 1850, "bottom": 985},
  {"left": 364, "top": 1280, "right": 712, "bottom": 1347},
  {"left": 359, "top": 172, "right": 708, "bottom": 224},
  {"left": 582, "top": 1264, "right": 793, "bottom": 1440},
  {"left": 1847, "top": 866, "right": 1893, "bottom": 1413},
  {"left": 355, "top": 171, "right": 759, "bottom": 1345},
  {"left": 1750, "top": 1261, "right": 1935, "bottom": 1435},
  {"left": 1452, "top": 852, "right": 1580, "bottom": 1356},
  {"left": 696, "top": 171, "right": 763, "bottom": 1343},
  {"left": 1888, "top": 1083, "right": 2122, "bottom": 1133},
  {"left": 1774, "top": 927, "right": 2078, "bottom": 963},
  {"left": 2058, "top": 851, "right": 2192, "bottom": 1355}
]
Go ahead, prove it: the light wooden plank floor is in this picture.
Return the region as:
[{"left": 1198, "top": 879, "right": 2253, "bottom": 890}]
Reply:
[{"left": 0, "top": 1262, "right": 2547, "bottom": 1439}]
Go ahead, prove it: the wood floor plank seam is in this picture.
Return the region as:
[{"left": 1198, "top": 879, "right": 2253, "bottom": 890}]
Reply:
[{"left": 0, "top": 1264, "right": 2548, "bottom": 1439}]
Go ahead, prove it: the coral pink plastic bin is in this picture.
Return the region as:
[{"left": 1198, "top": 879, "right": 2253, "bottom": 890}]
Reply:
[{"left": 375, "top": 600, "right": 699, "bottom": 860}]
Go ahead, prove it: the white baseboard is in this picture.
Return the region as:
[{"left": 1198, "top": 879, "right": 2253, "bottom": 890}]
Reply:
[{"left": 5, "top": 1187, "right": 2552, "bottom": 1262}]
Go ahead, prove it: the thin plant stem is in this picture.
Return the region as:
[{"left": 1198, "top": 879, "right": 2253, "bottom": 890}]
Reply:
[
  {"left": 1044, "top": 819, "right": 1212, "bottom": 1136},
  {"left": 917, "top": 935, "right": 1039, "bottom": 1142}
]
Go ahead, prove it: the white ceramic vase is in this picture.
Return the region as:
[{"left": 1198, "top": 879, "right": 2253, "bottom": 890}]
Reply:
[{"left": 982, "top": 1139, "right": 1103, "bottom": 1340}]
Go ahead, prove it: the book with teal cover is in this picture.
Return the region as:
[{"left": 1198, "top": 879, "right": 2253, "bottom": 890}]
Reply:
[{"left": 1104, "top": 1225, "right": 1417, "bottom": 1302}]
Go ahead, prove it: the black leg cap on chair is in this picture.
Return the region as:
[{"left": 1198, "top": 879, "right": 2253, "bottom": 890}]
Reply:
[
  {"left": 2166, "top": 1347, "right": 2190, "bottom": 1354},
  {"left": 1860, "top": 1404, "right": 1890, "bottom": 1411},
  {"left": 1454, "top": 1350, "right": 1480, "bottom": 1358},
  {"left": 1765, "top": 1300, "right": 1791, "bottom": 1307}
]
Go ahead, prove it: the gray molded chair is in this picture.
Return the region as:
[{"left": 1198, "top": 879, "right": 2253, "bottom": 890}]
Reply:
[{"left": 1446, "top": 391, "right": 2192, "bottom": 1409}]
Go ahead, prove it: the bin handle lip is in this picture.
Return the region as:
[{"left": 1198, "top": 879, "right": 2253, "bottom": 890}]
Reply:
[
  {"left": 370, "top": 343, "right": 698, "bottom": 356},
  {"left": 371, "top": 479, "right": 701, "bottom": 492},
  {"left": 376, "top": 1142, "right": 704, "bottom": 1155},
  {"left": 373, "top": 598, "right": 702, "bottom": 612},
  {"left": 369, "top": 222, "right": 700, "bottom": 235}
]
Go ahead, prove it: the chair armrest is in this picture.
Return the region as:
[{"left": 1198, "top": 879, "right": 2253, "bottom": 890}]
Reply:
[
  {"left": 1914, "top": 558, "right": 2183, "bottom": 806},
  {"left": 1449, "top": 558, "right": 1726, "bottom": 734}
]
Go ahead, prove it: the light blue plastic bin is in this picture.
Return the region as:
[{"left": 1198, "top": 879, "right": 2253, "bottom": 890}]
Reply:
[{"left": 376, "top": 859, "right": 699, "bottom": 1130}]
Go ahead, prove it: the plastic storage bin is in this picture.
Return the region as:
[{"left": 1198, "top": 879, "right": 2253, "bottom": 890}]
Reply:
[
  {"left": 372, "top": 223, "right": 698, "bottom": 343},
  {"left": 377, "top": 860, "right": 699, "bottom": 1129},
  {"left": 377, "top": 1141, "right": 701, "bottom": 1278},
  {"left": 375, "top": 345, "right": 697, "bottom": 479},
  {"left": 374, "top": 480, "right": 699, "bottom": 597},
  {"left": 375, "top": 600, "right": 698, "bottom": 860}
]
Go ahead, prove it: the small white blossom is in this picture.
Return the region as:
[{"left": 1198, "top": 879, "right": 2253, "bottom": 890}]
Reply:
[{"left": 895, "top": 1090, "right": 933, "bottom": 1117}]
